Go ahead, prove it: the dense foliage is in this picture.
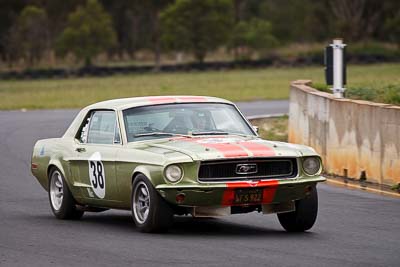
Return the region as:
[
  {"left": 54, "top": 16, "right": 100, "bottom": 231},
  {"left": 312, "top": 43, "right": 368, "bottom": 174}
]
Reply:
[
  {"left": 5, "top": 6, "right": 49, "bottom": 66},
  {"left": 230, "top": 18, "right": 278, "bottom": 59},
  {"left": 56, "top": 0, "right": 116, "bottom": 67},
  {"left": 346, "top": 85, "right": 400, "bottom": 105},
  {"left": 0, "top": 0, "right": 399, "bottom": 67},
  {"left": 314, "top": 82, "right": 400, "bottom": 105},
  {"left": 161, "top": 0, "right": 233, "bottom": 63}
]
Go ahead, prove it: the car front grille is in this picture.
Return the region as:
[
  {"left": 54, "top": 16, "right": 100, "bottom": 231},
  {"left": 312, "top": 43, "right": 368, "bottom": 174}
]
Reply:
[{"left": 198, "top": 158, "right": 297, "bottom": 182}]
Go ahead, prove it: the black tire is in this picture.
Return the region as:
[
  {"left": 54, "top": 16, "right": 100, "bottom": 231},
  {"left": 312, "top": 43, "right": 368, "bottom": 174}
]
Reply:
[
  {"left": 131, "top": 174, "right": 173, "bottom": 233},
  {"left": 48, "top": 167, "right": 84, "bottom": 220},
  {"left": 277, "top": 185, "right": 318, "bottom": 232}
]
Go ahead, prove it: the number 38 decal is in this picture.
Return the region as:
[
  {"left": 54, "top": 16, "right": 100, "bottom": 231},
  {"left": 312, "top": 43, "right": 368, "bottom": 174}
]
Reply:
[{"left": 88, "top": 152, "right": 106, "bottom": 199}]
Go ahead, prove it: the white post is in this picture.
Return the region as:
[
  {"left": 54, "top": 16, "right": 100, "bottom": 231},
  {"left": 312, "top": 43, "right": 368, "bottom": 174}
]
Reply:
[{"left": 330, "top": 38, "right": 346, "bottom": 98}]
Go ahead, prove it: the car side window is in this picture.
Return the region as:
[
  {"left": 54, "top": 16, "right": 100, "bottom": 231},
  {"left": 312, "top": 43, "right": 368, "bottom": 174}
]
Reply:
[
  {"left": 86, "top": 111, "right": 118, "bottom": 144},
  {"left": 79, "top": 117, "right": 90, "bottom": 143}
]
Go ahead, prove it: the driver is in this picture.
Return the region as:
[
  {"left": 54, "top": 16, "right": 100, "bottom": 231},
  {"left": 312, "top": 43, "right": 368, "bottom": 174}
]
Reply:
[{"left": 191, "top": 112, "right": 211, "bottom": 131}]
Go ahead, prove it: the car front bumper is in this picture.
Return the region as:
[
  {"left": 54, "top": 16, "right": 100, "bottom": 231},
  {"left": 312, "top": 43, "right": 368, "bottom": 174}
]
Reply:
[{"left": 156, "top": 176, "right": 326, "bottom": 207}]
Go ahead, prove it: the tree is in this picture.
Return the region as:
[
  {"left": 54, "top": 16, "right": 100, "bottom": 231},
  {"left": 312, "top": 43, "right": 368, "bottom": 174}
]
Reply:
[
  {"left": 384, "top": 11, "right": 400, "bottom": 47},
  {"left": 100, "top": 0, "right": 145, "bottom": 59},
  {"left": 5, "top": 5, "right": 49, "bottom": 67},
  {"left": 0, "top": 0, "right": 26, "bottom": 62},
  {"left": 40, "top": 0, "right": 83, "bottom": 44},
  {"left": 230, "top": 18, "right": 278, "bottom": 59},
  {"left": 161, "top": 0, "right": 234, "bottom": 63},
  {"left": 56, "top": 0, "right": 117, "bottom": 67},
  {"left": 232, "top": 0, "right": 246, "bottom": 59},
  {"left": 4, "top": 24, "right": 21, "bottom": 67},
  {"left": 327, "top": 0, "right": 393, "bottom": 41},
  {"left": 250, "top": 0, "right": 323, "bottom": 43},
  {"left": 144, "top": 0, "right": 174, "bottom": 69}
]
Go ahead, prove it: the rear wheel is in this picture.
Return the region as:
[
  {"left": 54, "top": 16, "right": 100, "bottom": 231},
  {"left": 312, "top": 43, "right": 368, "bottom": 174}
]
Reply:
[
  {"left": 277, "top": 185, "right": 318, "bottom": 232},
  {"left": 48, "top": 167, "right": 84, "bottom": 220},
  {"left": 131, "top": 174, "right": 173, "bottom": 233}
]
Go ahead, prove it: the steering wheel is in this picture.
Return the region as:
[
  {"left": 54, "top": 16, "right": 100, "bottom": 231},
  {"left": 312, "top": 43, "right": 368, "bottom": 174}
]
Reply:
[{"left": 144, "top": 126, "right": 161, "bottom": 132}]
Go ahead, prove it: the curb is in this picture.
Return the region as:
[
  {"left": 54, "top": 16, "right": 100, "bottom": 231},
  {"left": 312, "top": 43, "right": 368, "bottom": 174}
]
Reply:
[{"left": 325, "top": 178, "right": 400, "bottom": 199}]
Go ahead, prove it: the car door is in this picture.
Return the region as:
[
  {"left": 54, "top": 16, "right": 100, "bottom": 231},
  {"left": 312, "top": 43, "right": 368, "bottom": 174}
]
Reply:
[{"left": 72, "top": 109, "right": 122, "bottom": 206}]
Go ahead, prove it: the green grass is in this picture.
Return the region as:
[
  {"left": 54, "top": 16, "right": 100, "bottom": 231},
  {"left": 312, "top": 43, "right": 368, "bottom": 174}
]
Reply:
[
  {"left": 0, "top": 63, "right": 399, "bottom": 109},
  {"left": 250, "top": 116, "right": 288, "bottom": 142},
  {"left": 344, "top": 84, "right": 400, "bottom": 105}
]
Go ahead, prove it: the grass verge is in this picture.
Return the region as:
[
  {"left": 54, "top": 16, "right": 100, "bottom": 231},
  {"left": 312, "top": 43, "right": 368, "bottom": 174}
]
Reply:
[
  {"left": 249, "top": 116, "right": 288, "bottom": 142},
  {"left": 0, "top": 63, "right": 399, "bottom": 109}
]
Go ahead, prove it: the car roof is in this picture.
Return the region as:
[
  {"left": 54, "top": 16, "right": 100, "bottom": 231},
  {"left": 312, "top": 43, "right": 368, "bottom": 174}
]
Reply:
[
  {"left": 63, "top": 96, "right": 235, "bottom": 138},
  {"left": 86, "top": 95, "right": 233, "bottom": 110}
]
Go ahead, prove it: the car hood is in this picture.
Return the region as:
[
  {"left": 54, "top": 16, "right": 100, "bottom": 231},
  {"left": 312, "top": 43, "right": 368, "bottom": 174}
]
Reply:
[{"left": 129, "top": 136, "right": 317, "bottom": 162}]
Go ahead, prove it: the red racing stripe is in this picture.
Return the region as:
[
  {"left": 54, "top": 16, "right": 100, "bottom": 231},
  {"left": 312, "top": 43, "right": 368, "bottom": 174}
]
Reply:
[
  {"left": 225, "top": 180, "right": 278, "bottom": 188},
  {"left": 262, "top": 181, "right": 279, "bottom": 204},
  {"left": 222, "top": 180, "right": 279, "bottom": 206},
  {"left": 239, "top": 141, "right": 276, "bottom": 157},
  {"left": 221, "top": 190, "right": 235, "bottom": 206},
  {"left": 182, "top": 137, "right": 250, "bottom": 158},
  {"left": 148, "top": 96, "right": 177, "bottom": 104},
  {"left": 202, "top": 143, "right": 249, "bottom": 158}
]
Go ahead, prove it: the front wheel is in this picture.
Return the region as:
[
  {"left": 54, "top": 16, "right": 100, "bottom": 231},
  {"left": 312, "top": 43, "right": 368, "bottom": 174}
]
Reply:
[
  {"left": 131, "top": 175, "right": 173, "bottom": 233},
  {"left": 277, "top": 185, "right": 318, "bottom": 232},
  {"left": 48, "top": 167, "right": 84, "bottom": 220}
]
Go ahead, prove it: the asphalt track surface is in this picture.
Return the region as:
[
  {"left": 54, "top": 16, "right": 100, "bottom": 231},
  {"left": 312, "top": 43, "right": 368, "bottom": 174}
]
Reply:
[
  {"left": 236, "top": 100, "right": 289, "bottom": 117},
  {"left": 1, "top": 102, "right": 400, "bottom": 267}
]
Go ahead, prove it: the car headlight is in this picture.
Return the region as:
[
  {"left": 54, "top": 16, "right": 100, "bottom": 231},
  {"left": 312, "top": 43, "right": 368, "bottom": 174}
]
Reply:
[
  {"left": 164, "top": 165, "right": 183, "bottom": 183},
  {"left": 302, "top": 157, "right": 321, "bottom": 176}
]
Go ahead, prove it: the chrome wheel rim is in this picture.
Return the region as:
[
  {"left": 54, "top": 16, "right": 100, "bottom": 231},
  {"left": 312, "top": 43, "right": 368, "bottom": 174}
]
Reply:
[
  {"left": 50, "top": 170, "right": 63, "bottom": 211},
  {"left": 133, "top": 181, "right": 150, "bottom": 224}
]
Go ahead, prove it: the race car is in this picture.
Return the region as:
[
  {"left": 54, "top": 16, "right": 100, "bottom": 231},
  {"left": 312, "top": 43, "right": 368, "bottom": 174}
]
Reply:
[{"left": 31, "top": 96, "right": 325, "bottom": 233}]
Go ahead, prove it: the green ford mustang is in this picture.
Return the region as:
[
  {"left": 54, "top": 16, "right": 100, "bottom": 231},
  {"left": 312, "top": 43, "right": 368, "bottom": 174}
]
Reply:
[{"left": 31, "top": 96, "right": 325, "bottom": 232}]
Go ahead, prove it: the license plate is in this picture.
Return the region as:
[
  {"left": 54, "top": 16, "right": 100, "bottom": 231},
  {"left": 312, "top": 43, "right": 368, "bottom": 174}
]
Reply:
[{"left": 233, "top": 188, "right": 263, "bottom": 204}]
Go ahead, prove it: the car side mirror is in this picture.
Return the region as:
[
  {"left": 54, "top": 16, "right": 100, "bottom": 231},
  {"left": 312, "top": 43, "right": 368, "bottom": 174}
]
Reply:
[{"left": 252, "top": 126, "right": 259, "bottom": 134}]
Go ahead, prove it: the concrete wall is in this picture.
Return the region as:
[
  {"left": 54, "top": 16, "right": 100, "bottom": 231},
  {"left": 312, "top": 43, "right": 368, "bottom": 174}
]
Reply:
[{"left": 289, "top": 80, "right": 400, "bottom": 186}]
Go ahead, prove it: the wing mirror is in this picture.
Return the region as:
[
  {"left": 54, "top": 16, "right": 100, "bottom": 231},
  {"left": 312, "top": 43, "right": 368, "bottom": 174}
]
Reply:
[{"left": 252, "top": 126, "right": 259, "bottom": 134}]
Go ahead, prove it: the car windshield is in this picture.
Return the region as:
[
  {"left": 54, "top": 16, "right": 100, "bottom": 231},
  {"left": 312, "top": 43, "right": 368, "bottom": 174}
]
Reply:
[{"left": 123, "top": 103, "right": 255, "bottom": 142}]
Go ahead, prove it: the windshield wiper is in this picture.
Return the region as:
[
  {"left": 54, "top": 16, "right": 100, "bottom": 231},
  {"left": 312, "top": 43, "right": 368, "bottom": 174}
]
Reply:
[
  {"left": 227, "top": 133, "right": 258, "bottom": 138},
  {"left": 133, "top": 132, "right": 174, "bottom": 138},
  {"left": 191, "top": 131, "right": 229, "bottom": 136},
  {"left": 191, "top": 131, "right": 257, "bottom": 138}
]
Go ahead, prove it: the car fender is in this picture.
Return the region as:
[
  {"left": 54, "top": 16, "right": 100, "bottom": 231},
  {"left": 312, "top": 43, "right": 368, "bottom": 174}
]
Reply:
[
  {"left": 131, "top": 165, "right": 165, "bottom": 186},
  {"left": 48, "top": 157, "right": 74, "bottom": 192}
]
